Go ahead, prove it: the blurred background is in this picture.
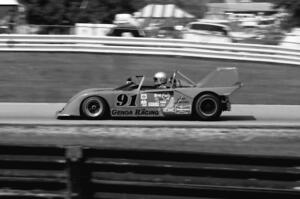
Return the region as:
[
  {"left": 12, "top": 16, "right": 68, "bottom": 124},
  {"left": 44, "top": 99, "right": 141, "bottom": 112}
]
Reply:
[
  {"left": 0, "top": 0, "right": 299, "bottom": 47},
  {"left": 0, "top": 0, "right": 299, "bottom": 104}
]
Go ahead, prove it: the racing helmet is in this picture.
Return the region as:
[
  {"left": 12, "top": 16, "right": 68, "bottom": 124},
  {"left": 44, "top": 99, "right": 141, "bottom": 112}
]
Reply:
[{"left": 153, "top": 72, "right": 167, "bottom": 85}]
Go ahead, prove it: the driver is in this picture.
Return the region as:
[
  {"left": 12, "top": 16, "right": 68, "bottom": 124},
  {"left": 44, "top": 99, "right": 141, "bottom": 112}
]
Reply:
[
  {"left": 126, "top": 77, "right": 133, "bottom": 84},
  {"left": 153, "top": 72, "right": 168, "bottom": 89}
]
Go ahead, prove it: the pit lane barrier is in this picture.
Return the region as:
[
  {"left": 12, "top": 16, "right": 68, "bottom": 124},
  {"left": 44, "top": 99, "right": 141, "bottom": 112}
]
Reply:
[
  {"left": 0, "top": 144, "right": 300, "bottom": 199},
  {"left": 0, "top": 34, "right": 300, "bottom": 66}
]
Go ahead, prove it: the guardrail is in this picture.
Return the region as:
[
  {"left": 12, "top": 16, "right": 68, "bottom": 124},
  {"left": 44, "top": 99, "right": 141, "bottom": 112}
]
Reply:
[
  {"left": 1, "top": 144, "right": 300, "bottom": 199},
  {"left": 0, "top": 34, "right": 299, "bottom": 66}
]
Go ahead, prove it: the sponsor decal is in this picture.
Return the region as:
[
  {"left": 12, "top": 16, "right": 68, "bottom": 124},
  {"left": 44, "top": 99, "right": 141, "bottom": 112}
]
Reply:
[
  {"left": 159, "top": 100, "right": 167, "bottom": 107},
  {"left": 161, "top": 95, "right": 192, "bottom": 114},
  {"left": 141, "top": 101, "right": 147, "bottom": 107},
  {"left": 163, "top": 97, "right": 175, "bottom": 113},
  {"left": 111, "top": 109, "right": 133, "bottom": 116},
  {"left": 111, "top": 109, "right": 159, "bottom": 116},
  {"left": 162, "top": 93, "right": 171, "bottom": 100},
  {"left": 154, "top": 93, "right": 170, "bottom": 100},
  {"left": 135, "top": 109, "right": 159, "bottom": 116},
  {"left": 141, "top": 100, "right": 147, "bottom": 107},
  {"left": 152, "top": 92, "right": 171, "bottom": 107},
  {"left": 141, "top": 94, "right": 147, "bottom": 100},
  {"left": 163, "top": 107, "right": 175, "bottom": 113},
  {"left": 154, "top": 93, "right": 162, "bottom": 98},
  {"left": 176, "top": 96, "right": 190, "bottom": 104},
  {"left": 174, "top": 96, "right": 192, "bottom": 114},
  {"left": 148, "top": 102, "right": 159, "bottom": 107},
  {"left": 175, "top": 104, "right": 192, "bottom": 114}
]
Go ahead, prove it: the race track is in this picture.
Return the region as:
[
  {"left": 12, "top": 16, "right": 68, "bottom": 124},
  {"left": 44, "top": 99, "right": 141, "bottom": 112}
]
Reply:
[
  {"left": 0, "top": 103, "right": 299, "bottom": 156},
  {"left": 0, "top": 103, "right": 299, "bottom": 128}
]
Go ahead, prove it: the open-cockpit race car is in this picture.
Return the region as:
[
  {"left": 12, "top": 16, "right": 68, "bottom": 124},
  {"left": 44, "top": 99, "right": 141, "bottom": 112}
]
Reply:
[{"left": 56, "top": 67, "right": 242, "bottom": 121}]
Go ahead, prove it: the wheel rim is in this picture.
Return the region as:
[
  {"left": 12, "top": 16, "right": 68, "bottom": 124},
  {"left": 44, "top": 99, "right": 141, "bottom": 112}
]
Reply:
[
  {"left": 198, "top": 98, "right": 218, "bottom": 117},
  {"left": 83, "top": 97, "right": 103, "bottom": 118}
]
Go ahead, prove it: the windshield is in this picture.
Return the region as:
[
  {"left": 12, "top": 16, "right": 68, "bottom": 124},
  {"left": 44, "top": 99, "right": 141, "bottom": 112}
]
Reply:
[
  {"left": 115, "top": 71, "right": 195, "bottom": 91},
  {"left": 171, "top": 71, "right": 196, "bottom": 88},
  {"left": 114, "top": 76, "right": 141, "bottom": 91},
  {"left": 114, "top": 82, "right": 139, "bottom": 91},
  {"left": 189, "top": 23, "right": 228, "bottom": 35}
]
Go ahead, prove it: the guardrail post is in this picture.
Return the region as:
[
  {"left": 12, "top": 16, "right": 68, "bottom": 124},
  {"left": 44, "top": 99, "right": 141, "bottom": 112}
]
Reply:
[{"left": 66, "top": 146, "right": 90, "bottom": 199}]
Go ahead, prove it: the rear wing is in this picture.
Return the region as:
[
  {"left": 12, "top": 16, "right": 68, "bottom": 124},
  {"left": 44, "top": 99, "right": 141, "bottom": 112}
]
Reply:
[{"left": 197, "top": 67, "right": 242, "bottom": 88}]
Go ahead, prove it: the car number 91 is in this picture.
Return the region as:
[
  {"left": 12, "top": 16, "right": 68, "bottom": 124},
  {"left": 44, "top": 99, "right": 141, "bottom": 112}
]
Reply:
[{"left": 116, "top": 94, "right": 137, "bottom": 107}]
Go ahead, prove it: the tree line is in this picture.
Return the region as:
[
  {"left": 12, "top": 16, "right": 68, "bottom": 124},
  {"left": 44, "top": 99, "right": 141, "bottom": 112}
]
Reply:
[
  {"left": 18, "top": 0, "right": 206, "bottom": 25},
  {"left": 19, "top": 0, "right": 299, "bottom": 29}
]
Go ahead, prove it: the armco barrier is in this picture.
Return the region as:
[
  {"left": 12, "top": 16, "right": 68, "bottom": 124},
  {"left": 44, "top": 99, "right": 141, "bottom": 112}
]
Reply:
[
  {"left": 0, "top": 34, "right": 299, "bottom": 66},
  {"left": 1, "top": 144, "right": 300, "bottom": 199}
]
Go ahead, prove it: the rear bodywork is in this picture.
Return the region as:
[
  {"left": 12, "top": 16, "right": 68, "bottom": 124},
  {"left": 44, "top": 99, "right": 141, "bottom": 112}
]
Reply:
[{"left": 57, "top": 67, "right": 242, "bottom": 118}]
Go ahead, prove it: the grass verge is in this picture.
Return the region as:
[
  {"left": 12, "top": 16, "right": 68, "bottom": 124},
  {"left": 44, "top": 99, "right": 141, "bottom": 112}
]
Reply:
[{"left": 0, "top": 52, "right": 299, "bottom": 104}]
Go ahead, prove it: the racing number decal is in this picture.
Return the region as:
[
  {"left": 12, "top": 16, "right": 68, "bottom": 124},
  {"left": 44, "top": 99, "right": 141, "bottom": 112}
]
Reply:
[
  {"left": 116, "top": 94, "right": 128, "bottom": 106},
  {"left": 116, "top": 94, "right": 137, "bottom": 106},
  {"left": 129, "top": 95, "right": 137, "bottom": 106}
]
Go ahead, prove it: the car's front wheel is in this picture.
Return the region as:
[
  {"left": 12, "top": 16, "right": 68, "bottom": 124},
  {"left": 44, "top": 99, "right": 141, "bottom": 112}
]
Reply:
[
  {"left": 81, "top": 96, "right": 107, "bottom": 119},
  {"left": 194, "top": 93, "right": 222, "bottom": 121}
]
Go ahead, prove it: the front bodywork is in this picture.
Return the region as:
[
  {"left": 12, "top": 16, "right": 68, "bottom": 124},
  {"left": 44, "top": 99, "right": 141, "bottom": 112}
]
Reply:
[{"left": 57, "top": 67, "right": 242, "bottom": 118}]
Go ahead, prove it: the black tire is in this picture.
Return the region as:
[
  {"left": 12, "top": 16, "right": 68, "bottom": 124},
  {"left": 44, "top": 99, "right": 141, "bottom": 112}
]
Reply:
[
  {"left": 80, "top": 96, "right": 107, "bottom": 119},
  {"left": 194, "top": 93, "right": 222, "bottom": 121}
]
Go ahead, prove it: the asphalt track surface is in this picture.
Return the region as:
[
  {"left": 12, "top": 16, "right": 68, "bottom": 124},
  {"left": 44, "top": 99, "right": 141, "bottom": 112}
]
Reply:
[
  {"left": 0, "top": 103, "right": 300, "bottom": 156},
  {"left": 0, "top": 103, "right": 299, "bottom": 128}
]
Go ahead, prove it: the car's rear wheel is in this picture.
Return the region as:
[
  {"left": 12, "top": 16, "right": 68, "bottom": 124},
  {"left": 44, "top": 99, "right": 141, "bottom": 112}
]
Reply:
[
  {"left": 81, "top": 96, "right": 107, "bottom": 119},
  {"left": 194, "top": 93, "right": 222, "bottom": 121}
]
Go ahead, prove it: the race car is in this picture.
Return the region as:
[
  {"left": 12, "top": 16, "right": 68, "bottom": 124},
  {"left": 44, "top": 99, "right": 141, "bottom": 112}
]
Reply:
[{"left": 56, "top": 67, "right": 242, "bottom": 121}]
